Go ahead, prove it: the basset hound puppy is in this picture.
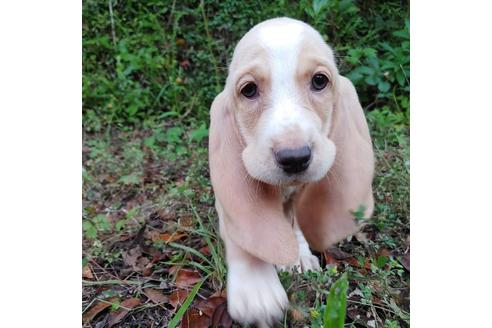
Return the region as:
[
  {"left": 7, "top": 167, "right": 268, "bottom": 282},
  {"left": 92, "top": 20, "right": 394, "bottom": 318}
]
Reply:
[{"left": 208, "top": 17, "right": 374, "bottom": 327}]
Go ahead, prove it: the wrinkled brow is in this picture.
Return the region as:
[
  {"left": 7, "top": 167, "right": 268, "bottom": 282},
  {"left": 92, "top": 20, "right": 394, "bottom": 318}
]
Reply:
[{"left": 232, "top": 62, "right": 270, "bottom": 88}]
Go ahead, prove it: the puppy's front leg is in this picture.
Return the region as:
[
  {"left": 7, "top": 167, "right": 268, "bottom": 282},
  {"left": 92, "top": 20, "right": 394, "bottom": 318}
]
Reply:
[{"left": 216, "top": 201, "right": 288, "bottom": 327}]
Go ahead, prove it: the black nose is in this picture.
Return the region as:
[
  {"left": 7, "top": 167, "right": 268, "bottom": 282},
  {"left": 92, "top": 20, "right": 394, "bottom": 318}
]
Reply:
[{"left": 275, "top": 146, "right": 312, "bottom": 174}]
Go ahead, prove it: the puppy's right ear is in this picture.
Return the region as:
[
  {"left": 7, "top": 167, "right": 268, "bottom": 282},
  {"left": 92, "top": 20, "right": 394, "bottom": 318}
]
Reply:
[{"left": 208, "top": 91, "right": 298, "bottom": 265}]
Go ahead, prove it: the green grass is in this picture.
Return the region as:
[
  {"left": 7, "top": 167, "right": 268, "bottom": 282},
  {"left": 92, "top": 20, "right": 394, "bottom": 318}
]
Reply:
[{"left": 83, "top": 0, "right": 409, "bottom": 327}]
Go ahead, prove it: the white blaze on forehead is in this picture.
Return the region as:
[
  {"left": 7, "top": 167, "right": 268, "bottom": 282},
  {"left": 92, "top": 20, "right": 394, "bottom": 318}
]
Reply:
[{"left": 257, "top": 20, "right": 310, "bottom": 138}]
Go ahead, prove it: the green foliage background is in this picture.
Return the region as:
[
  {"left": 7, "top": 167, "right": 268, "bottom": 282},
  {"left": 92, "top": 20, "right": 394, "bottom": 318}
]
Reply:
[
  {"left": 83, "top": 0, "right": 409, "bottom": 131},
  {"left": 82, "top": 1, "right": 410, "bottom": 326}
]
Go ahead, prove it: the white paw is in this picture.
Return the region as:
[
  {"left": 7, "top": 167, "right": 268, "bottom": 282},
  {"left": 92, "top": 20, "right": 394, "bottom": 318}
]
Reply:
[
  {"left": 227, "top": 261, "right": 288, "bottom": 327},
  {"left": 299, "top": 253, "right": 321, "bottom": 272},
  {"left": 276, "top": 253, "right": 321, "bottom": 273}
]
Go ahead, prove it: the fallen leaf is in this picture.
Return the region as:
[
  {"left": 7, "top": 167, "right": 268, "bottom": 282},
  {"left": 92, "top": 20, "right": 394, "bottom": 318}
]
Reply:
[
  {"left": 143, "top": 288, "right": 168, "bottom": 304},
  {"left": 142, "top": 263, "right": 154, "bottom": 277},
  {"left": 158, "top": 232, "right": 187, "bottom": 243},
  {"left": 176, "top": 38, "right": 186, "bottom": 47},
  {"left": 198, "top": 246, "right": 210, "bottom": 256},
  {"left": 328, "top": 247, "right": 353, "bottom": 260},
  {"left": 179, "top": 60, "right": 191, "bottom": 70},
  {"left": 168, "top": 265, "right": 180, "bottom": 275},
  {"left": 179, "top": 216, "right": 194, "bottom": 228},
  {"left": 323, "top": 250, "right": 339, "bottom": 265},
  {"left": 292, "top": 309, "right": 307, "bottom": 324},
  {"left": 107, "top": 297, "right": 141, "bottom": 327},
  {"left": 181, "top": 308, "right": 210, "bottom": 328},
  {"left": 82, "top": 265, "right": 94, "bottom": 279},
  {"left": 345, "top": 257, "right": 371, "bottom": 270},
  {"left": 376, "top": 247, "right": 391, "bottom": 257},
  {"left": 122, "top": 246, "right": 150, "bottom": 272},
  {"left": 195, "top": 296, "right": 226, "bottom": 317},
  {"left": 122, "top": 246, "right": 142, "bottom": 268},
  {"left": 210, "top": 290, "right": 227, "bottom": 298},
  {"left": 211, "top": 301, "right": 232, "bottom": 328},
  {"left": 400, "top": 251, "right": 410, "bottom": 271},
  {"left": 149, "top": 208, "right": 175, "bottom": 222},
  {"left": 82, "top": 297, "right": 118, "bottom": 323},
  {"left": 169, "top": 289, "right": 189, "bottom": 308},
  {"left": 176, "top": 269, "right": 201, "bottom": 288}
]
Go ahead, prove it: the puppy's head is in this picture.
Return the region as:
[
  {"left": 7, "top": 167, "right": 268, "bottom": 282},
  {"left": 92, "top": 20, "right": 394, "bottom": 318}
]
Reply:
[{"left": 224, "top": 17, "right": 339, "bottom": 186}]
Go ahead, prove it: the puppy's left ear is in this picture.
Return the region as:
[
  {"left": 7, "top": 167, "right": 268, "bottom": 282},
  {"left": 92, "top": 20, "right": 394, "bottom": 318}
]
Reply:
[
  {"left": 209, "top": 91, "right": 299, "bottom": 265},
  {"left": 295, "top": 76, "right": 375, "bottom": 251}
]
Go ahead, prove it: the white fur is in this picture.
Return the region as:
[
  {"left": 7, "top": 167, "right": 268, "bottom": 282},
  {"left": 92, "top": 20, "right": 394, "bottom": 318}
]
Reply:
[
  {"left": 217, "top": 199, "right": 289, "bottom": 327},
  {"left": 258, "top": 20, "right": 309, "bottom": 138},
  {"left": 240, "top": 18, "right": 337, "bottom": 186},
  {"left": 227, "top": 259, "right": 288, "bottom": 327}
]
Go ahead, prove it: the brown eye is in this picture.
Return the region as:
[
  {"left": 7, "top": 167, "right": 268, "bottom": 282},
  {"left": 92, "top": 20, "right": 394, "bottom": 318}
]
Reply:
[
  {"left": 311, "top": 73, "right": 329, "bottom": 91},
  {"left": 240, "top": 82, "right": 258, "bottom": 98}
]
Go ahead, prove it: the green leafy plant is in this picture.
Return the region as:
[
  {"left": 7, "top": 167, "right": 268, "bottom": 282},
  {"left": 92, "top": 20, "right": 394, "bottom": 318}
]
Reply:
[
  {"left": 83, "top": 214, "right": 110, "bottom": 239},
  {"left": 323, "top": 273, "right": 349, "bottom": 328}
]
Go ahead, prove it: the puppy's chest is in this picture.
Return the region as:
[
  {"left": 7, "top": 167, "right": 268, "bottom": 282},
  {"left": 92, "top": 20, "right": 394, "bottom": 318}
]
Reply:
[{"left": 281, "top": 186, "right": 301, "bottom": 223}]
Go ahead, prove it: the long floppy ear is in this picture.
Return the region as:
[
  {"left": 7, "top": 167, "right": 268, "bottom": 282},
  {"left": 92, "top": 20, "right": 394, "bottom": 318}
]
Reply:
[
  {"left": 295, "top": 76, "right": 375, "bottom": 251},
  {"left": 208, "top": 91, "right": 299, "bottom": 265}
]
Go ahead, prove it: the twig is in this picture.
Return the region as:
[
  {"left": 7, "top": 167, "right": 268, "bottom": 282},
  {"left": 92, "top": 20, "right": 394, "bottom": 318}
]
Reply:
[
  {"left": 82, "top": 279, "right": 145, "bottom": 286},
  {"left": 108, "top": 0, "right": 117, "bottom": 48},
  {"left": 167, "top": 0, "right": 176, "bottom": 27},
  {"left": 199, "top": 0, "right": 221, "bottom": 93}
]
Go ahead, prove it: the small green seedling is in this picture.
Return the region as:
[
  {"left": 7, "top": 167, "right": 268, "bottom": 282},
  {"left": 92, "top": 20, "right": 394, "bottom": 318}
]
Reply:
[{"left": 323, "top": 273, "right": 349, "bottom": 328}]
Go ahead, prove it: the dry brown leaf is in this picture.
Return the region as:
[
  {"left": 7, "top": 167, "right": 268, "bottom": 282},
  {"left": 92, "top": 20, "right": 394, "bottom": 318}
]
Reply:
[
  {"left": 168, "top": 265, "right": 180, "bottom": 275},
  {"left": 107, "top": 297, "right": 141, "bottom": 327},
  {"left": 176, "top": 38, "right": 187, "bottom": 47},
  {"left": 160, "top": 232, "right": 187, "bottom": 243},
  {"left": 142, "top": 264, "right": 154, "bottom": 277},
  {"left": 198, "top": 246, "right": 210, "bottom": 256},
  {"left": 377, "top": 247, "right": 391, "bottom": 257},
  {"left": 290, "top": 307, "right": 307, "bottom": 323},
  {"left": 82, "top": 297, "right": 118, "bottom": 323},
  {"left": 143, "top": 288, "right": 168, "bottom": 304},
  {"left": 176, "top": 269, "right": 201, "bottom": 288},
  {"left": 210, "top": 289, "right": 227, "bottom": 298},
  {"left": 345, "top": 257, "right": 371, "bottom": 270},
  {"left": 169, "top": 289, "right": 190, "bottom": 308},
  {"left": 179, "top": 60, "right": 191, "bottom": 70},
  {"left": 122, "top": 246, "right": 150, "bottom": 272},
  {"left": 211, "top": 301, "right": 232, "bottom": 328},
  {"left": 149, "top": 231, "right": 187, "bottom": 243},
  {"left": 179, "top": 216, "right": 194, "bottom": 228},
  {"left": 328, "top": 247, "right": 353, "bottom": 260},
  {"left": 181, "top": 308, "right": 210, "bottom": 328},
  {"left": 323, "top": 250, "right": 339, "bottom": 265},
  {"left": 122, "top": 246, "right": 142, "bottom": 267},
  {"left": 195, "top": 296, "right": 226, "bottom": 317},
  {"left": 400, "top": 251, "right": 410, "bottom": 271},
  {"left": 82, "top": 265, "right": 94, "bottom": 279}
]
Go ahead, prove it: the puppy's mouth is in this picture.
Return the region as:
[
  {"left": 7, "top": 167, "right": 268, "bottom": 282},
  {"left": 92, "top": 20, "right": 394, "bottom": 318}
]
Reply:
[{"left": 277, "top": 170, "right": 314, "bottom": 186}]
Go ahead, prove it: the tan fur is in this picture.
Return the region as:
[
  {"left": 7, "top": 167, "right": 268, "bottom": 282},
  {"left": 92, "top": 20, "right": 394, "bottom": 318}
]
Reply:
[
  {"left": 296, "top": 76, "right": 374, "bottom": 251},
  {"left": 209, "top": 92, "right": 299, "bottom": 265}
]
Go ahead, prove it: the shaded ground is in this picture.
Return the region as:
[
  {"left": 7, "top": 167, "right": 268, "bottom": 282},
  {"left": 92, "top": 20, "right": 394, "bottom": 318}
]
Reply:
[{"left": 82, "top": 107, "right": 409, "bottom": 327}]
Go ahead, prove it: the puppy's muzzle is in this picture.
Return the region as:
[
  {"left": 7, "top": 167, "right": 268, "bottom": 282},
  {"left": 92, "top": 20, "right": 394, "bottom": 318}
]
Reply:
[{"left": 274, "top": 146, "right": 312, "bottom": 174}]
